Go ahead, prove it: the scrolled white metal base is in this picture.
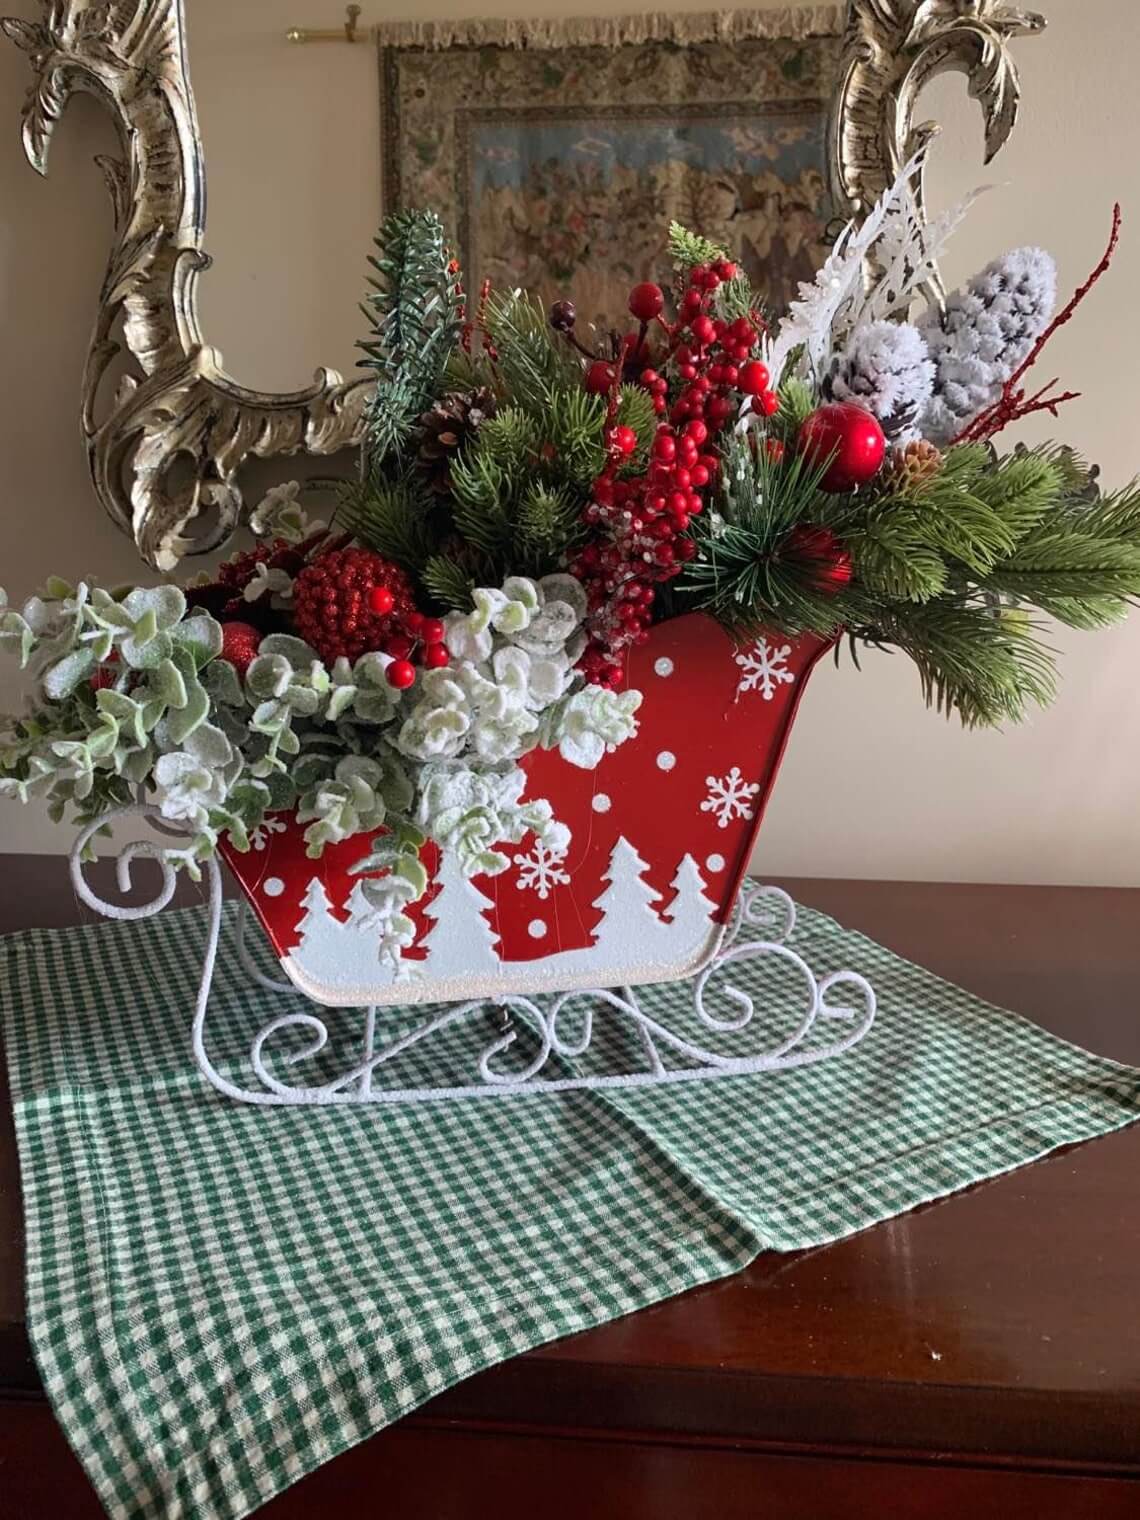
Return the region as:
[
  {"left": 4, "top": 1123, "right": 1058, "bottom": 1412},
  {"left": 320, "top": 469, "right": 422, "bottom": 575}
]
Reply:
[{"left": 70, "top": 804, "right": 876, "bottom": 1106}]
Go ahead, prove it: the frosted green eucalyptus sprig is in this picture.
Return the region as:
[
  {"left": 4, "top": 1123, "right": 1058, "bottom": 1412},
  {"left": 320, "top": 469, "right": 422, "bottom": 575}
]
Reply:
[{"left": 0, "top": 572, "right": 642, "bottom": 950}]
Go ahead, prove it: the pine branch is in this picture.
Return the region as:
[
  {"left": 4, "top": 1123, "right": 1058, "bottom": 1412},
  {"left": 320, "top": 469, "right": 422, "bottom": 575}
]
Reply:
[
  {"left": 449, "top": 451, "right": 513, "bottom": 556},
  {"left": 850, "top": 522, "right": 949, "bottom": 602},
  {"left": 713, "top": 274, "right": 765, "bottom": 327},
  {"left": 981, "top": 523, "right": 1140, "bottom": 603},
  {"left": 721, "top": 430, "right": 832, "bottom": 536},
  {"left": 516, "top": 482, "right": 584, "bottom": 570},
  {"left": 1031, "top": 595, "right": 1132, "bottom": 631},
  {"left": 338, "top": 479, "right": 437, "bottom": 571},
  {"left": 875, "top": 600, "right": 1058, "bottom": 727},
  {"left": 767, "top": 376, "right": 815, "bottom": 448},
  {"left": 668, "top": 222, "right": 728, "bottom": 268},
  {"left": 615, "top": 384, "right": 657, "bottom": 467},
  {"left": 546, "top": 386, "right": 608, "bottom": 488},
  {"left": 476, "top": 407, "right": 542, "bottom": 472},
  {"left": 357, "top": 210, "right": 464, "bottom": 472},
  {"left": 681, "top": 517, "right": 864, "bottom": 636},
  {"left": 483, "top": 290, "right": 578, "bottom": 402},
  {"left": 422, "top": 554, "right": 475, "bottom": 611}
]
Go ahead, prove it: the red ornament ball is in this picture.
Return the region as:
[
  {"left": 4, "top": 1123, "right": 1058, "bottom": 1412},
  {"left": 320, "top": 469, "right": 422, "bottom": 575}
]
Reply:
[
  {"left": 292, "top": 547, "right": 417, "bottom": 664},
  {"left": 628, "top": 282, "right": 665, "bottom": 322},
  {"left": 423, "top": 642, "right": 450, "bottom": 669},
  {"left": 784, "top": 524, "right": 854, "bottom": 594},
  {"left": 584, "top": 360, "right": 617, "bottom": 395},
  {"left": 797, "top": 402, "right": 886, "bottom": 492},
  {"left": 368, "top": 584, "right": 394, "bottom": 615},
  {"left": 737, "top": 360, "right": 770, "bottom": 396},
  {"left": 610, "top": 424, "right": 638, "bottom": 457},
  {"left": 385, "top": 658, "right": 417, "bottom": 690},
  {"left": 421, "top": 617, "right": 446, "bottom": 645},
  {"left": 218, "top": 621, "right": 263, "bottom": 676}
]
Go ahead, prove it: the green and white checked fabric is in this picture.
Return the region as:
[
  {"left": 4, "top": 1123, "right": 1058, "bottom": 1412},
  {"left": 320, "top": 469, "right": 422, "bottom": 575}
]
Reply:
[{"left": 3, "top": 896, "right": 1140, "bottom": 1520}]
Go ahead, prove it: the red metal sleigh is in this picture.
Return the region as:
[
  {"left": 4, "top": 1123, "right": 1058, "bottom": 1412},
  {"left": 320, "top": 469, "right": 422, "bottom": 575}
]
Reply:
[{"left": 71, "top": 615, "right": 876, "bottom": 1104}]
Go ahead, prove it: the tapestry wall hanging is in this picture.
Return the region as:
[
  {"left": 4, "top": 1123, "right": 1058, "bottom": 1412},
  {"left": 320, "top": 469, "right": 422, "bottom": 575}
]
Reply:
[{"left": 379, "top": 9, "right": 844, "bottom": 334}]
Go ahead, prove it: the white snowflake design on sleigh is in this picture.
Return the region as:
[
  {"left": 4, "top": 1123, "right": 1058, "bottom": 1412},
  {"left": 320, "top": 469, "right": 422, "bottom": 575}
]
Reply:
[
  {"left": 513, "top": 838, "right": 571, "bottom": 899},
  {"left": 734, "top": 639, "right": 794, "bottom": 701},
  {"left": 701, "top": 767, "right": 760, "bottom": 830}
]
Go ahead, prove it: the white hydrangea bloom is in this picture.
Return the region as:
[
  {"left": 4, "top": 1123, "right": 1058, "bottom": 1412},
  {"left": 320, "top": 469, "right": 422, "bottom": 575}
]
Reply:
[
  {"left": 248, "top": 481, "right": 327, "bottom": 544},
  {"left": 547, "top": 686, "right": 643, "bottom": 770}
]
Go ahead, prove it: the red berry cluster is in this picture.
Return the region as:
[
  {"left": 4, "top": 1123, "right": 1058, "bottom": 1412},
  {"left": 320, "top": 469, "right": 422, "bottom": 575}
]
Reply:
[
  {"left": 377, "top": 603, "right": 450, "bottom": 689},
  {"left": 570, "top": 260, "right": 777, "bottom": 685},
  {"left": 292, "top": 548, "right": 421, "bottom": 667}
]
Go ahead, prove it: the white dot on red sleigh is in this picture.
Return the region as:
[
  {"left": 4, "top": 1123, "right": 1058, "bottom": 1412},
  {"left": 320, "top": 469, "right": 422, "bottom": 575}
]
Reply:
[
  {"left": 591, "top": 793, "right": 612, "bottom": 813},
  {"left": 654, "top": 657, "right": 674, "bottom": 678},
  {"left": 528, "top": 919, "right": 548, "bottom": 940},
  {"left": 656, "top": 751, "right": 676, "bottom": 771},
  {"left": 263, "top": 877, "right": 285, "bottom": 898},
  {"left": 706, "top": 854, "right": 726, "bottom": 873}
]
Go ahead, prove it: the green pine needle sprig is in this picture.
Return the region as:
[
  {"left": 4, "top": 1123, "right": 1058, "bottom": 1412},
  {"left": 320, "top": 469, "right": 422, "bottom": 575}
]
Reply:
[
  {"left": 338, "top": 479, "right": 437, "bottom": 572},
  {"left": 668, "top": 222, "right": 728, "bottom": 268},
  {"left": 357, "top": 209, "right": 464, "bottom": 475},
  {"left": 421, "top": 554, "right": 477, "bottom": 611}
]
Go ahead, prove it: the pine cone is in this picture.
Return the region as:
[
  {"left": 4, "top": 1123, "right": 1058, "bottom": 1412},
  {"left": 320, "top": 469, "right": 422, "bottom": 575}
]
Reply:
[
  {"left": 881, "top": 438, "right": 943, "bottom": 495},
  {"left": 416, "top": 388, "right": 497, "bottom": 494}
]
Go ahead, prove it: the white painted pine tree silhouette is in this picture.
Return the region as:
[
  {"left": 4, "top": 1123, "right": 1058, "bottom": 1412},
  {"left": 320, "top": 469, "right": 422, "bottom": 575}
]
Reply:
[
  {"left": 588, "top": 836, "right": 669, "bottom": 956},
  {"left": 661, "top": 854, "right": 718, "bottom": 938},
  {"left": 343, "top": 879, "right": 378, "bottom": 932},
  {"left": 422, "top": 851, "right": 503, "bottom": 975},
  {"left": 291, "top": 876, "right": 355, "bottom": 983}
]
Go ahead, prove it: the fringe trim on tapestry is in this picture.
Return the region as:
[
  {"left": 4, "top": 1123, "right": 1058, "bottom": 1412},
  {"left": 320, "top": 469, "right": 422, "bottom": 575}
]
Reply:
[{"left": 373, "top": 7, "right": 843, "bottom": 53}]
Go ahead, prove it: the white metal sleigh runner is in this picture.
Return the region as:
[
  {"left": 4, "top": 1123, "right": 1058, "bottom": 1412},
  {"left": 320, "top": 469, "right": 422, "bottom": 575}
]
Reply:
[{"left": 67, "top": 619, "right": 876, "bottom": 1107}]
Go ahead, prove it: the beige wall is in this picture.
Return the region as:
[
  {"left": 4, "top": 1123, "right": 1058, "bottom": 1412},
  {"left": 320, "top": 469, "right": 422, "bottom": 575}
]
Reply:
[{"left": 1, "top": 0, "right": 1138, "bottom": 882}]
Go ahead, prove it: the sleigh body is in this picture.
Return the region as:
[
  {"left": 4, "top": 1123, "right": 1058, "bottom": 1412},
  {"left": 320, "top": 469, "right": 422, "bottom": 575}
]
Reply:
[{"left": 221, "top": 614, "right": 830, "bottom": 1007}]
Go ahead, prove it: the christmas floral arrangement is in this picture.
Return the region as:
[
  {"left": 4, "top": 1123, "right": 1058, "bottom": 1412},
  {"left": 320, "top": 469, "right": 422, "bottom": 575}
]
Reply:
[{"left": 1, "top": 166, "right": 1137, "bottom": 964}]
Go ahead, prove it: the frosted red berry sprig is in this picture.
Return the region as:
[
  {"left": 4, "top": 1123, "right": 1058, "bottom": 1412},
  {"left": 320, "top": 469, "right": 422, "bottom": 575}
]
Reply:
[{"left": 569, "top": 259, "right": 779, "bottom": 684}]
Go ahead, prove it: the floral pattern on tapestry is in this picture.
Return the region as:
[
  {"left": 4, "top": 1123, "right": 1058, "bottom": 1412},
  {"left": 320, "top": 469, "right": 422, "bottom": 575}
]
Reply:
[{"left": 382, "top": 32, "right": 841, "bottom": 333}]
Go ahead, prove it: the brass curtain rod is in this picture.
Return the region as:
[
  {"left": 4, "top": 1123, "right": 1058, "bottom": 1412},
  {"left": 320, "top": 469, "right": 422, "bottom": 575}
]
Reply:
[{"left": 286, "top": 4, "right": 366, "bottom": 44}]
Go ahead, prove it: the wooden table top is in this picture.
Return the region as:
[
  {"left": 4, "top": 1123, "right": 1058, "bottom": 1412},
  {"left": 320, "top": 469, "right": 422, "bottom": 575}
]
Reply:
[{"left": 3, "top": 857, "right": 1139, "bottom": 1483}]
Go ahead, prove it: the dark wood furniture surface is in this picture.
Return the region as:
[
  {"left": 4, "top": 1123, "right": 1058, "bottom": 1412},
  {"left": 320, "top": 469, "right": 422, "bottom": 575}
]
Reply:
[{"left": 2, "top": 858, "right": 1139, "bottom": 1518}]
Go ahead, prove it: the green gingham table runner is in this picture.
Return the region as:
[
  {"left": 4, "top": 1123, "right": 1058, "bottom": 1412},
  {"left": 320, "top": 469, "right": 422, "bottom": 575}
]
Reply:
[{"left": 4, "top": 896, "right": 1140, "bottom": 1520}]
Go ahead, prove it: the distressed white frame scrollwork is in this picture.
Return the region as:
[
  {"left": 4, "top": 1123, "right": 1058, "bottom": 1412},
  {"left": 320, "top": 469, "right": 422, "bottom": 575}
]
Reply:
[{"left": 3, "top": 1, "right": 1043, "bottom": 571}]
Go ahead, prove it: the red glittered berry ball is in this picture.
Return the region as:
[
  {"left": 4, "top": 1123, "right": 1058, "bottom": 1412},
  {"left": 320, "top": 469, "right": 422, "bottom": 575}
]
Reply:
[
  {"left": 423, "top": 642, "right": 450, "bottom": 669},
  {"left": 797, "top": 402, "right": 886, "bottom": 493},
  {"left": 385, "top": 658, "right": 417, "bottom": 690},
  {"left": 218, "top": 621, "right": 262, "bottom": 677},
  {"left": 291, "top": 547, "right": 417, "bottom": 665},
  {"left": 628, "top": 282, "right": 665, "bottom": 322},
  {"left": 737, "top": 360, "right": 770, "bottom": 396},
  {"left": 585, "top": 360, "right": 617, "bottom": 394}
]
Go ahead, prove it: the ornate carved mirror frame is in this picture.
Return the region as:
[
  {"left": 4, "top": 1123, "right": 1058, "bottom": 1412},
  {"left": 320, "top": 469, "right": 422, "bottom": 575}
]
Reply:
[{"left": 2, "top": 0, "right": 1043, "bottom": 571}]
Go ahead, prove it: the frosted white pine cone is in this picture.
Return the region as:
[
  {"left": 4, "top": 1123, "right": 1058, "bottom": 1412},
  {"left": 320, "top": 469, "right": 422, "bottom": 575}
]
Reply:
[
  {"left": 918, "top": 247, "right": 1057, "bottom": 445},
  {"left": 825, "top": 320, "right": 935, "bottom": 442}
]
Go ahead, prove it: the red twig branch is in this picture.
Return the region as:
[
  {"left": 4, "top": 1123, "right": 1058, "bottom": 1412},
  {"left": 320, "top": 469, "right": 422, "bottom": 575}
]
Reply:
[{"left": 952, "top": 202, "right": 1122, "bottom": 446}]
